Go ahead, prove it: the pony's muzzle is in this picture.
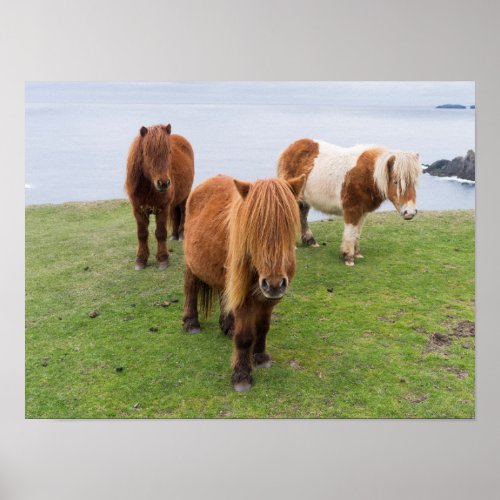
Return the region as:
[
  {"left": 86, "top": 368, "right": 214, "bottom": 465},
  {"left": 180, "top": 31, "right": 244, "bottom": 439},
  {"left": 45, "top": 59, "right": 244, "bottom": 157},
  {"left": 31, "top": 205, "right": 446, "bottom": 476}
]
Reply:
[
  {"left": 155, "top": 179, "right": 171, "bottom": 192},
  {"left": 259, "top": 276, "right": 288, "bottom": 299},
  {"left": 402, "top": 208, "right": 417, "bottom": 220}
]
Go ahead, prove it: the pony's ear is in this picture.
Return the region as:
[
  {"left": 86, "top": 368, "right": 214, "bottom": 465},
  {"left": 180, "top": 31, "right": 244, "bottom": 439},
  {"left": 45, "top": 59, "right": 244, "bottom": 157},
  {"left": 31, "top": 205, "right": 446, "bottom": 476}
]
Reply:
[
  {"left": 233, "top": 179, "right": 252, "bottom": 199},
  {"left": 140, "top": 126, "right": 148, "bottom": 137},
  {"left": 287, "top": 174, "right": 307, "bottom": 199},
  {"left": 164, "top": 124, "right": 172, "bottom": 135}
]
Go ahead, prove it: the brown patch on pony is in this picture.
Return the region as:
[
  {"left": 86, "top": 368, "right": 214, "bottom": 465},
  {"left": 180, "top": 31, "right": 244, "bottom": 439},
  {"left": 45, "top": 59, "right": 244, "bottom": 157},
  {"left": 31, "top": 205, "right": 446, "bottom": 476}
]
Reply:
[
  {"left": 277, "top": 138, "right": 319, "bottom": 182},
  {"left": 341, "top": 148, "right": 385, "bottom": 225},
  {"left": 125, "top": 124, "right": 194, "bottom": 267}
]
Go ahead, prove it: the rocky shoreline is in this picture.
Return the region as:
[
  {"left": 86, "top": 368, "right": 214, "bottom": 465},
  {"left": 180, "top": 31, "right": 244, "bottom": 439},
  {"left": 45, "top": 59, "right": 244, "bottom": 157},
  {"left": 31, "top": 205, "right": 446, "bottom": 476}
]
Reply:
[{"left": 423, "top": 150, "right": 475, "bottom": 182}]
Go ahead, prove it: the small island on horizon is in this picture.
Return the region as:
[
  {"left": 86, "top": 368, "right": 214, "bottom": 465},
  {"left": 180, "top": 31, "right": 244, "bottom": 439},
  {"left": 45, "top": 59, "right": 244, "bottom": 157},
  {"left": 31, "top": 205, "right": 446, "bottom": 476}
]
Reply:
[{"left": 436, "top": 104, "right": 475, "bottom": 109}]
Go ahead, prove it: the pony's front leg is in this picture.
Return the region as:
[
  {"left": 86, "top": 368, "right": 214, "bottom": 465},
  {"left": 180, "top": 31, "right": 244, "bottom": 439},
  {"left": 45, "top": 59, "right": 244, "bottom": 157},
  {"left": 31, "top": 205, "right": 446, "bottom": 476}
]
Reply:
[
  {"left": 231, "top": 305, "right": 256, "bottom": 392},
  {"left": 253, "top": 305, "right": 273, "bottom": 368},
  {"left": 133, "top": 208, "right": 150, "bottom": 270},
  {"left": 155, "top": 209, "right": 169, "bottom": 269},
  {"left": 299, "top": 201, "right": 319, "bottom": 247},
  {"left": 182, "top": 266, "right": 201, "bottom": 334},
  {"left": 341, "top": 222, "right": 358, "bottom": 266}
]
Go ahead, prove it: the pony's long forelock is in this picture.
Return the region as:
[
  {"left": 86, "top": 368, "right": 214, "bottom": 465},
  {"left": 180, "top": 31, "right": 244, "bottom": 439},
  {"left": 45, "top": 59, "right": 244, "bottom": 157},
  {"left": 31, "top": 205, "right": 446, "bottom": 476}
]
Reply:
[
  {"left": 373, "top": 150, "right": 421, "bottom": 198},
  {"left": 140, "top": 125, "right": 172, "bottom": 160},
  {"left": 223, "top": 178, "right": 300, "bottom": 313}
]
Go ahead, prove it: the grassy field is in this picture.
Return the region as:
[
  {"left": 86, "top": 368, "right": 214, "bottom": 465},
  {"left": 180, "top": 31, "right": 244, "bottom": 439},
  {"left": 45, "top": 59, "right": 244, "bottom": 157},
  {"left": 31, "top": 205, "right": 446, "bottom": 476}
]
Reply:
[{"left": 25, "top": 201, "right": 475, "bottom": 418}]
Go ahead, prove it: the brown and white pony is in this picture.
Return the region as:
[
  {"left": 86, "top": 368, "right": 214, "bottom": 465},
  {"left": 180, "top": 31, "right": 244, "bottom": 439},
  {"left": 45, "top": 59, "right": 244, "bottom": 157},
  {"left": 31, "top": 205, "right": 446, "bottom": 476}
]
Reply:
[
  {"left": 125, "top": 124, "right": 194, "bottom": 270},
  {"left": 277, "top": 139, "right": 421, "bottom": 265},
  {"left": 182, "top": 174, "right": 306, "bottom": 391}
]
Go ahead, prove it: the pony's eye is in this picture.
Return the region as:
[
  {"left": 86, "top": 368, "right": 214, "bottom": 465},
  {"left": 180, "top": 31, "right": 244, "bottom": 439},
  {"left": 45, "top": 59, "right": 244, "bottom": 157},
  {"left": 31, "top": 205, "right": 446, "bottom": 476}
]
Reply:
[{"left": 393, "top": 180, "right": 398, "bottom": 185}]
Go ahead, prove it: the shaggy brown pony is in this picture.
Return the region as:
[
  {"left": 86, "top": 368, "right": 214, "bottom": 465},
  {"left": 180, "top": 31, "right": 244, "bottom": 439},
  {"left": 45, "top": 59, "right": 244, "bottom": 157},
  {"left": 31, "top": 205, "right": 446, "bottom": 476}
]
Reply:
[
  {"left": 125, "top": 124, "right": 194, "bottom": 270},
  {"left": 182, "top": 174, "right": 306, "bottom": 391}
]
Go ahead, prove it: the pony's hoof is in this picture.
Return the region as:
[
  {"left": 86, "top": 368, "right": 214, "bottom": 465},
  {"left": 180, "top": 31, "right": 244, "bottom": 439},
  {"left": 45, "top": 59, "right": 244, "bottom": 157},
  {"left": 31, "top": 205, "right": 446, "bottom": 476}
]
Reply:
[
  {"left": 254, "top": 352, "right": 272, "bottom": 368},
  {"left": 170, "top": 235, "right": 179, "bottom": 241},
  {"left": 310, "top": 242, "right": 320, "bottom": 248},
  {"left": 345, "top": 260, "right": 355, "bottom": 267},
  {"left": 183, "top": 319, "right": 201, "bottom": 334},
  {"left": 135, "top": 262, "right": 146, "bottom": 271},
  {"left": 234, "top": 381, "right": 252, "bottom": 392},
  {"left": 157, "top": 261, "right": 168, "bottom": 270},
  {"left": 256, "top": 359, "right": 272, "bottom": 369},
  {"left": 355, "top": 254, "right": 364, "bottom": 259}
]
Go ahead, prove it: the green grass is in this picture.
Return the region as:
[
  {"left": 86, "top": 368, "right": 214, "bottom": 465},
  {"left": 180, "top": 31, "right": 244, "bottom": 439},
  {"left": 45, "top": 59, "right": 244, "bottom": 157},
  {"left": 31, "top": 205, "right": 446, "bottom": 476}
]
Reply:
[{"left": 25, "top": 200, "right": 475, "bottom": 418}]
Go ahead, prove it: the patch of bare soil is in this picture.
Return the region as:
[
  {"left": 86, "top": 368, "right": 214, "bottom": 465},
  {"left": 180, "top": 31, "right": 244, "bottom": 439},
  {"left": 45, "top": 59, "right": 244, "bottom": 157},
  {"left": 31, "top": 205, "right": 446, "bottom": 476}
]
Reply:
[
  {"left": 404, "top": 393, "right": 428, "bottom": 404},
  {"left": 443, "top": 366, "right": 469, "bottom": 379},
  {"left": 426, "top": 332, "right": 451, "bottom": 353},
  {"left": 378, "top": 316, "right": 396, "bottom": 323},
  {"left": 452, "top": 320, "right": 475, "bottom": 337},
  {"left": 289, "top": 360, "right": 303, "bottom": 370}
]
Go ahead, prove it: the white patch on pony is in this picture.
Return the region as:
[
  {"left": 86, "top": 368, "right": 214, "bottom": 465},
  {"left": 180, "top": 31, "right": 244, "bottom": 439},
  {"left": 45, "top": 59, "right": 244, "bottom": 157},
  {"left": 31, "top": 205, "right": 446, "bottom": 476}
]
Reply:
[
  {"left": 341, "top": 223, "right": 358, "bottom": 257},
  {"left": 373, "top": 150, "right": 421, "bottom": 198},
  {"left": 302, "top": 142, "right": 374, "bottom": 215},
  {"left": 343, "top": 223, "right": 358, "bottom": 241}
]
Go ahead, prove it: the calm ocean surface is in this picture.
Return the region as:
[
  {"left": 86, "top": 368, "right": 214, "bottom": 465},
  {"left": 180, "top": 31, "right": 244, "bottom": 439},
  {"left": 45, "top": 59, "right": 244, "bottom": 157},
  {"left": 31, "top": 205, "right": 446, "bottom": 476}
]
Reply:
[{"left": 25, "top": 82, "right": 475, "bottom": 218}]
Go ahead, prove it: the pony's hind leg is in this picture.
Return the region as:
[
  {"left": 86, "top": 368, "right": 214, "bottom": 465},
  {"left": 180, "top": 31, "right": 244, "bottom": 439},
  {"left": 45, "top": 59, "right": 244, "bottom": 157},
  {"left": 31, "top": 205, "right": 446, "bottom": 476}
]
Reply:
[
  {"left": 299, "top": 201, "right": 319, "bottom": 247},
  {"left": 354, "top": 215, "right": 367, "bottom": 259},
  {"left": 171, "top": 204, "right": 181, "bottom": 241},
  {"left": 155, "top": 209, "right": 169, "bottom": 269},
  {"left": 177, "top": 200, "right": 187, "bottom": 240},
  {"left": 133, "top": 207, "right": 150, "bottom": 270},
  {"left": 182, "top": 267, "right": 201, "bottom": 334},
  {"left": 253, "top": 305, "right": 273, "bottom": 368}
]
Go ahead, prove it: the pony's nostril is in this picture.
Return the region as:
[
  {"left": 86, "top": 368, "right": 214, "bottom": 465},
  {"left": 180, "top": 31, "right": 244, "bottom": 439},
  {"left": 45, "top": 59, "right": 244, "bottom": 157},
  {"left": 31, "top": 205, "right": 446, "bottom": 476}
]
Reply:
[
  {"left": 279, "top": 278, "right": 287, "bottom": 288},
  {"left": 262, "top": 278, "right": 269, "bottom": 290}
]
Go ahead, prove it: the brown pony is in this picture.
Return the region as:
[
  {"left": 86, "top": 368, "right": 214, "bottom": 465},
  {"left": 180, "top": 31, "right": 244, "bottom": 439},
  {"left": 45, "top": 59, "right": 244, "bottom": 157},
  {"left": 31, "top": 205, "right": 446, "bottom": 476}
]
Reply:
[
  {"left": 182, "top": 174, "right": 306, "bottom": 391},
  {"left": 277, "top": 139, "right": 421, "bottom": 265},
  {"left": 125, "top": 124, "right": 194, "bottom": 270}
]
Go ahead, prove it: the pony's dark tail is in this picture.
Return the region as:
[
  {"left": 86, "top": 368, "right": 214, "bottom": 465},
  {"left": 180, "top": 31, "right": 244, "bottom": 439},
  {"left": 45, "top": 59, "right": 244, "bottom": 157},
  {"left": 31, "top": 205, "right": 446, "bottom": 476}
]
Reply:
[{"left": 198, "top": 282, "right": 216, "bottom": 318}]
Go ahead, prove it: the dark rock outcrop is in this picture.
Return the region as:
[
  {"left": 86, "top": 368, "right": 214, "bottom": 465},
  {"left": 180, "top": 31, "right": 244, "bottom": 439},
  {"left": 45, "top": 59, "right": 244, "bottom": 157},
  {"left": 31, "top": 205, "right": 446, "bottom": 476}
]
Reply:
[{"left": 425, "top": 150, "right": 475, "bottom": 181}]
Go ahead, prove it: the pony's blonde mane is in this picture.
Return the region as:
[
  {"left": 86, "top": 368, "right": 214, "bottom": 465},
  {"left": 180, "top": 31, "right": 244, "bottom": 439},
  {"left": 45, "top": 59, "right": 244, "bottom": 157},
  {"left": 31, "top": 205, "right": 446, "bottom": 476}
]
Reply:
[
  {"left": 223, "top": 178, "right": 300, "bottom": 313},
  {"left": 373, "top": 150, "right": 421, "bottom": 198}
]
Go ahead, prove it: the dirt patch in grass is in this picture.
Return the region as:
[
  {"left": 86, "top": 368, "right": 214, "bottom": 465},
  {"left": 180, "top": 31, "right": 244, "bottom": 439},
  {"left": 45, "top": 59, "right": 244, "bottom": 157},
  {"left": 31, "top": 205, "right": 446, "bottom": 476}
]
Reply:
[
  {"left": 426, "top": 332, "right": 451, "bottom": 353},
  {"left": 378, "top": 316, "right": 396, "bottom": 323},
  {"left": 443, "top": 366, "right": 469, "bottom": 379},
  {"left": 452, "top": 320, "right": 475, "bottom": 337},
  {"left": 404, "top": 393, "right": 428, "bottom": 404}
]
